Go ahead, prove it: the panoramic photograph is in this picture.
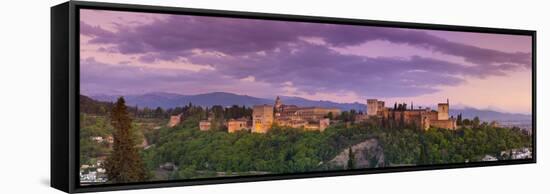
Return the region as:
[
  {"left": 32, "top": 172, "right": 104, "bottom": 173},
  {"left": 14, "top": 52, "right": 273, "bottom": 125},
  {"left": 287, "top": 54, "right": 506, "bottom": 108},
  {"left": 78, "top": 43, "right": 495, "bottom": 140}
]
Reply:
[{"left": 78, "top": 9, "right": 533, "bottom": 185}]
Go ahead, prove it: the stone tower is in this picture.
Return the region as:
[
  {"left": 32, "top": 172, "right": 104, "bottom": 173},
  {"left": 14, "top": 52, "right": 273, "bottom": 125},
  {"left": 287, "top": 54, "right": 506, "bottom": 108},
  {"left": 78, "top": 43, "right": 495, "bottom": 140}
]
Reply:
[
  {"left": 275, "top": 96, "right": 282, "bottom": 111},
  {"left": 252, "top": 105, "right": 274, "bottom": 133},
  {"left": 367, "top": 99, "right": 379, "bottom": 116},
  {"left": 437, "top": 99, "right": 449, "bottom": 120}
]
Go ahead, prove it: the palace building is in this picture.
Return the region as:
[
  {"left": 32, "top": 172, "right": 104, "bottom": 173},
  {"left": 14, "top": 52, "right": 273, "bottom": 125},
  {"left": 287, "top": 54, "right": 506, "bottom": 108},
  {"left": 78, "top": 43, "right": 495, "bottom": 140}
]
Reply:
[
  {"left": 199, "top": 117, "right": 212, "bottom": 131},
  {"left": 252, "top": 96, "right": 341, "bottom": 133},
  {"left": 167, "top": 113, "right": 182, "bottom": 128},
  {"left": 227, "top": 118, "right": 252, "bottom": 133}
]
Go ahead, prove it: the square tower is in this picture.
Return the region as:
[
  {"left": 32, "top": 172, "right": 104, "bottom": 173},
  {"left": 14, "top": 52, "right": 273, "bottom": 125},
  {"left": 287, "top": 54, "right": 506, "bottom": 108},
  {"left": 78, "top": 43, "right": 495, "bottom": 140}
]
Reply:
[
  {"left": 367, "top": 99, "right": 379, "bottom": 116},
  {"left": 437, "top": 102, "right": 449, "bottom": 120},
  {"left": 377, "top": 101, "right": 385, "bottom": 112},
  {"left": 252, "top": 105, "right": 274, "bottom": 133}
]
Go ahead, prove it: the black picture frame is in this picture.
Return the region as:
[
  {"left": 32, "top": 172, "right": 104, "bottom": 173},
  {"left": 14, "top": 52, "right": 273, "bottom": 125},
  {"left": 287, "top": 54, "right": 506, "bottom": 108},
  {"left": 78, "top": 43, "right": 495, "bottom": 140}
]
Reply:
[{"left": 51, "top": 1, "right": 537, "bottom": 193}]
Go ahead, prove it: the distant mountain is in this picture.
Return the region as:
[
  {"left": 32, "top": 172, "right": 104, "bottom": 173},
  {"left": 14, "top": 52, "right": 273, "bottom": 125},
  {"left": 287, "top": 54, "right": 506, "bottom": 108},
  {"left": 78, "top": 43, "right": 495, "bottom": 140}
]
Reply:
[
  {"left": 279, "top": 96, "right": 365, "bottom": 112},
  {"left": 91, "top": 92, "right": 270, "bottom": 109},
  {"left": 90, "top": 92, "right": 365, "bottom": 111},
  {"left": 450, "top": 107, "right": 531, "bottom": 122},
  {"left": 91, "top": 92, "right": 187, "bottom": 109},
  {"left": 88, "top": 92, "right": 531, "bottom": 122}
]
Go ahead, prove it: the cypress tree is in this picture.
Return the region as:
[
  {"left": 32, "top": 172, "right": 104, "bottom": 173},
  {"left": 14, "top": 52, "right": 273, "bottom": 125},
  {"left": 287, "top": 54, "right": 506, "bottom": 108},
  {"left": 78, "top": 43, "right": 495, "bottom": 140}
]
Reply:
[
  {"left": 347, "top": 147, "right": 355, "bottom": 170},
  {"left": 104, "top": 97, "right": 148, "bottom": 183},
  {"left": 457, "top": 113, "right": 463, "bottom": 125}
]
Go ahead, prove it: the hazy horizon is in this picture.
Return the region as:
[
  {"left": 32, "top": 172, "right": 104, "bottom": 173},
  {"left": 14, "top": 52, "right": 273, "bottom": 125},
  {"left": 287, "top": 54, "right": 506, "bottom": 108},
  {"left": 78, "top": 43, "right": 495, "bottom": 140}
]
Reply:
[
  {"left": 80, "top": 9, "right": 533, "bottom": 115},
  {"left": 82, "top": 91, "right": 532, "bottom": 116}
]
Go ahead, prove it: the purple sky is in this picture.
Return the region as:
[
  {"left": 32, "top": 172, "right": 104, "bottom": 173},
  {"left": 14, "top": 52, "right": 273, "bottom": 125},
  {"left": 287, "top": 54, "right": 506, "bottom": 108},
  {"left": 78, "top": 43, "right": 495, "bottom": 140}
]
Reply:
[{"left": 79, "top": 9, "right": 532, "bottom": 114}]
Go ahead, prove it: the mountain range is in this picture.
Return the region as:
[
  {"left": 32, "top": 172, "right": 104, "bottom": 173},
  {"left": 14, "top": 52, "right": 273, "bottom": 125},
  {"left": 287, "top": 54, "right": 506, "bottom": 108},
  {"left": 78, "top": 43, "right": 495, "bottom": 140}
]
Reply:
[
  {"left": 91, "top": 92, "right": 365, "bottom": 111},
  {"left": 89, "top": 92, "right": 531, "bottom": 122}
]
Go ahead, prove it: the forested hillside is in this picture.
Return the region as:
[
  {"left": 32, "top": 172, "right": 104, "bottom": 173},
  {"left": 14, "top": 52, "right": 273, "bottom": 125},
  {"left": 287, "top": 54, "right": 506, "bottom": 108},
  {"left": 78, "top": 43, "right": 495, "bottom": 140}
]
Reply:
[{"left": 79, "top": 95, "right": 532, "bottom": 182}]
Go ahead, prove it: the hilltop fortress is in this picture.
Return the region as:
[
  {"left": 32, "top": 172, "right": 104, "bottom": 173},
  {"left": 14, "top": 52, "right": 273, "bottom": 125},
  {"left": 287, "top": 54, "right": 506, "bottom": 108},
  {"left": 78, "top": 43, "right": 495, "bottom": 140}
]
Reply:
[
  {"left": 358, "top": 99, "right": 456, "bottom": 130},
  {"left": 195, "top": 96, "right": 456, "bottom": 133}
]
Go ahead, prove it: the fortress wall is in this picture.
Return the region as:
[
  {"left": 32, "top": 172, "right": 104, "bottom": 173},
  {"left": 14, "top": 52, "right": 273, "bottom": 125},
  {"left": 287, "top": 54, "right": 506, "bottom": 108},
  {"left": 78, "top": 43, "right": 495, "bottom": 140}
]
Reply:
[
  {"left": 228, "top": 120, "right": 249, "bottom": 133},
  {"left": 431, "top": 119, "right": 456, "bottom": 130}
]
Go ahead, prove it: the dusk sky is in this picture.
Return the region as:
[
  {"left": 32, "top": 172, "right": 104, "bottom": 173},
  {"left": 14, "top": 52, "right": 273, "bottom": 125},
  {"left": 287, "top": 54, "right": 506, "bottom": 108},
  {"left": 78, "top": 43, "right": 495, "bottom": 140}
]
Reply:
[{"left": 80, "top": 9, "right": 532, "bottom": 114}]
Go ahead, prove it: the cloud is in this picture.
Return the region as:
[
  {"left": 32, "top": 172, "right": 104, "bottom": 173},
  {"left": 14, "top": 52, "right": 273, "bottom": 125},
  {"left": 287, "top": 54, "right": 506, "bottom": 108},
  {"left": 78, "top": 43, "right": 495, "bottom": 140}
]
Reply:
[
  {"left": 81, "top": 14, "right": 531, "bottom": 68},
  {"left": 313, "top": 26, "right": 532, "bottom": 66},
  {"left": 82, "top": 16, "right": 298, "bottom": 55},
  {"left": 80, "top": 21, "right": 114, "bottom": 37},
  {"left": 79, "top": 57, "right": 223, "bottom": 95},
  {"left": 191, "top": 43, "right": 470, "bottom": 97},
  {"left": 80, "top": 57, "right": 279, "bottom": 97},
  {"left": 80, "top": 12, "right": 532, "bottom": 99}
]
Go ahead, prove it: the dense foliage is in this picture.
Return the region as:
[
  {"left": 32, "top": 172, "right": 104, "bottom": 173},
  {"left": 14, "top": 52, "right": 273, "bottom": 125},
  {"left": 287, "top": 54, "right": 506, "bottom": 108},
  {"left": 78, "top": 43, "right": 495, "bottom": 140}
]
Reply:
[
  {"left": 80, "top": 114, "right": 145, "bottom": 164},
  {"left": 142, "top": 117, "right": 531, "bottom": 180},
  {"left": 80, "top": 114, "right": 112, "bottom": 165},
  {"left": 380, "top": 125, "right": 531, "bottom": 166}
]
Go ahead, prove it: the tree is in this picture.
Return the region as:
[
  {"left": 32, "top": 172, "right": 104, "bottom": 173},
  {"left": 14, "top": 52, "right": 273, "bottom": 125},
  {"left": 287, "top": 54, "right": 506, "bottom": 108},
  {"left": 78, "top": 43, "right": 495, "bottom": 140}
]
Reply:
[
  {"left": 104, "top": 97, "right": 149, "bottom": 183},
  {"left": 456, "top": 113, "right": 463, "bottom": 126},
  {"left": 473, "top": 116, "right": 481, "bottom": 127},
  {"left": 339, "top": 111, "right": 350, "bottom": 122},
  {"left": 463, "top": 119, "right": 471, "bottom": 126},
  {"left": 347, "top": 147, "right": 355, "bottom": 170},
  {"left": 349, "top": 109, "right": 357, "bottom": 122},
  {"left": 418, "top": 135, "right": 429, "bottom": 165},
  {"left": 326, "top": 112, "right": 334, "bottom": 120},
  {"left": 154, "top": 107, "right": 164, "bottom": 118}
]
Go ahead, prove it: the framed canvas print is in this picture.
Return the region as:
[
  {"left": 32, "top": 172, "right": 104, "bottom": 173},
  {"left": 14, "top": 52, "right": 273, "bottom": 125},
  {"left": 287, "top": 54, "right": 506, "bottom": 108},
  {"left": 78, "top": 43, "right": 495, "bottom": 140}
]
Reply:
[{"left": 51, "top": 1, "right": 536, "bottom": 193}]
